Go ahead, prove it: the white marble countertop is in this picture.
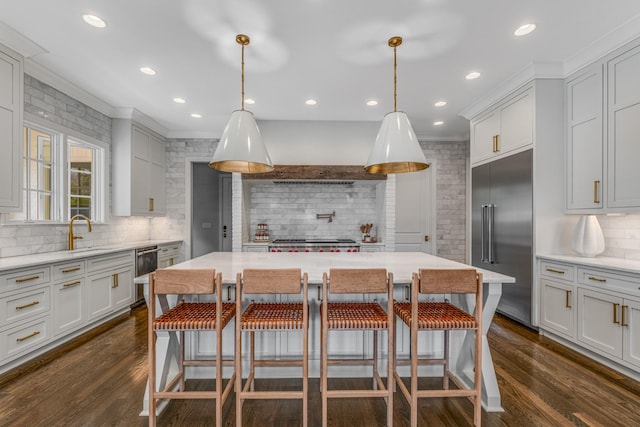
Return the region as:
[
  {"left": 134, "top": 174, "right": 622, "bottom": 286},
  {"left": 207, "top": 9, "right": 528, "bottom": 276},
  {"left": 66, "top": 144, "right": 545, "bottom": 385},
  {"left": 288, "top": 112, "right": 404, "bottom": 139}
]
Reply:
[
  {"left": 537, "top": 254, "right": 640, "bottom": 275},
  {"left": 0, "top": 239, "right": 182, "bottom": 272},
  {"left": 138, "top": 251, "right": 515, "bottom": 285}
]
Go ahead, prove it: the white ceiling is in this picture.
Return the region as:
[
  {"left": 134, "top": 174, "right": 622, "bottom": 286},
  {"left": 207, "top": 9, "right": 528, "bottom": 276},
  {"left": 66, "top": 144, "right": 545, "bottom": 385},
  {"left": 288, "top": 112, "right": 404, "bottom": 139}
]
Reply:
[{"left": 2, "top": 0, "right": 640, "bottom": 140}]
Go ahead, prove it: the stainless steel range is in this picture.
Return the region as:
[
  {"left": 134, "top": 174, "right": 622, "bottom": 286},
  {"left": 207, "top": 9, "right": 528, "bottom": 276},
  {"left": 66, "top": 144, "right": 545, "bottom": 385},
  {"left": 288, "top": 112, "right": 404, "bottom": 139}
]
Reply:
[{"left": 269, "top": 238, "right": 360, "bottom": 253}]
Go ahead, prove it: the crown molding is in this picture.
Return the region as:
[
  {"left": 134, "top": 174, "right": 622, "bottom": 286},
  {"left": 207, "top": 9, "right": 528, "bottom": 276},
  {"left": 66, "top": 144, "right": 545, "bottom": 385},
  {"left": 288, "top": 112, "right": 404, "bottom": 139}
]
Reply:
[
  {"left": 0, "top": 21, "right": 47, "bottom": 58},
  {"left": 112, "top": 108, "right": 169, "bottom": 137},
  {"left": 459, "top": 62, "right": 563, "bottom": 120},
  {"left": 564, "top": 14, "right": 640, "bottom": 76},
  {"left": 24, "top": 59, "right": 117, "bottom": 118}
]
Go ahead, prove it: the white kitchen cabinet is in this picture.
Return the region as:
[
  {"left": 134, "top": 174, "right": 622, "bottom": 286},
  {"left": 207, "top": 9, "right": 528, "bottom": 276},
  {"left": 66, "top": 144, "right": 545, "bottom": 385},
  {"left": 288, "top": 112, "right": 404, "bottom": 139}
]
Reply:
[
  {"left": 158, "top": 242, "right": 182, "bottom": 268},
  {"left": 540, "top": 279, "right": 575, "bottom": 340},
  {"left": 0, "top": 43, "right": 23, "bottom": 212},
  {"left": 53, "top": 278, "right": 84, "bottom": 336},
  {"left": 86, "top": 252, "right": 135, "bottom": 320},
  {"left": 565, "top": 63, "right": 604, "bottom": 211},
  {"left": 0, "top": 286, "right": 50, "bottom": 327},
  {"left": 470, "top": 87, "right": 533, "bottom": 166},
  {"left": 111, "top": 265, "right": 134, "bottom": 310},
  {"left": 360, "top": 243, "right": 385, "bottom": 253},
  {"left": 1, "top": 315, "right": 51, "bottom": 363},
  {"left": 112, "top": 120, "right": 166, "bottom": 216},
  {"left": 607, "top": 42, "right": 640, "bottom": 209},
  {"left": 538, "top": 256, "right": 640, "bottom": 375}
]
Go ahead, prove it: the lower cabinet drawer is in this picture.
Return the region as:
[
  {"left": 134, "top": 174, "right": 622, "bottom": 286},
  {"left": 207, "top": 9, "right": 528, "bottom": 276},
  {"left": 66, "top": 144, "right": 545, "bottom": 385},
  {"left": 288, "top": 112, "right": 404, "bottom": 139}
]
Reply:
[
  {"left": 1, "top": 315, "right": 52, "bottom": 361},
  {"left": 578, "top": 268, "right": 640, "bottom": 297},
  {"left": 0, "top": 286, "right": 51, "bottom": 326}
]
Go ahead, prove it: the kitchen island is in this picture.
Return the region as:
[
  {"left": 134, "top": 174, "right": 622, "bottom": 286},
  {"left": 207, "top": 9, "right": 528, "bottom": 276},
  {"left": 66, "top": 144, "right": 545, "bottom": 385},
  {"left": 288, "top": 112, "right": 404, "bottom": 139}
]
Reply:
[{"left": 142, "top": 251, "right": 515, "bottom": 414}]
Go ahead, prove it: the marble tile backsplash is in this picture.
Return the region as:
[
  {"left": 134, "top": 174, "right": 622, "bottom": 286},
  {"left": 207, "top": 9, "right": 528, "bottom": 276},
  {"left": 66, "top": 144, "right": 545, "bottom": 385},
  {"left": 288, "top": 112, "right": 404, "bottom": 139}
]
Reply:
[
  {"left": 247, "top": 182, "right": 379, "bottom": 242},
  {"left": 597, "top": 214, "right": 640, "bottom": 260}
]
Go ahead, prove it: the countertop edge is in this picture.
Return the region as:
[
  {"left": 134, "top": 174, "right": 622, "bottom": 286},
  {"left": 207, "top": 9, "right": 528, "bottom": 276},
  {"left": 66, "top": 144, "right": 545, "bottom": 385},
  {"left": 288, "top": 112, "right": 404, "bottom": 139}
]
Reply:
[{"left": 0, "top": 240, "right": 183, "bottom": 272}]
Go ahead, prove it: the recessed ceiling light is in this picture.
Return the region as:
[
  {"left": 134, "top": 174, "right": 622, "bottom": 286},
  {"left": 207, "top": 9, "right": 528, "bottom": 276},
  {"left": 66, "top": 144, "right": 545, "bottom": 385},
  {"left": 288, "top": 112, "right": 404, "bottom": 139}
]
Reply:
[
  {"left": 434, "top": 101, "right": 447, "bottom": 107},
  {"left": 173, "top": 97, "right": 186, "bottom": 104},
  {"left": 433, "top": 121, "right": 444, "bottom": 126},
  {"left": 465, "top": 71, "right": 481, "bottom": 80},
  {"left": 139, "top": 67, "right": 157, "bottom": 76},
  {"left": 305, "top": 99, "right": 317, "bottom": 106},
  {"left": 245, "top": 98, "right": 255, "bottom": 105},
  {"left": 366, "top": 100, "right": 378, "bottom": 106},
  {"left": 191, "top": 113, "right": 202, "bottom": 118},
  {"left": 82, "top": 14, "right": 107, "bottom": 28},
  {"left": 514, "top": 23, "right": 536, "bottom": 36}
]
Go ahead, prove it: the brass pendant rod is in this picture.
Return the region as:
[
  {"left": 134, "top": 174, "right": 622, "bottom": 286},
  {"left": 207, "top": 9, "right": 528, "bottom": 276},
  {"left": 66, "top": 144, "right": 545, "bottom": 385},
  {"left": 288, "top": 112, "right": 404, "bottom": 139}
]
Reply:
[
  {"left": 241, "top": 42, "right": 245, "bottom": 111},
  {"left": 393, "top": 44, "right": 397, "bottom": 113}
]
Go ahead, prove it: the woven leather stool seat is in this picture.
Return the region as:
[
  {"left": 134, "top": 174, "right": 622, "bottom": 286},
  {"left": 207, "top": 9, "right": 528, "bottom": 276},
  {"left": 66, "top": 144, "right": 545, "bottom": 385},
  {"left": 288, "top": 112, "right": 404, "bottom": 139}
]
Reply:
[
  {"left": 394, "top": 301, "right": 477, "bottom": 330},
  {"left": 240, "top": 302, "right": 305, "bottom": 330},
  {"left": 154, "top": 301, "right": 236, "bottom": 331},
  {"left": 323, "top": 302, "right": 389, "bottom": 329}
]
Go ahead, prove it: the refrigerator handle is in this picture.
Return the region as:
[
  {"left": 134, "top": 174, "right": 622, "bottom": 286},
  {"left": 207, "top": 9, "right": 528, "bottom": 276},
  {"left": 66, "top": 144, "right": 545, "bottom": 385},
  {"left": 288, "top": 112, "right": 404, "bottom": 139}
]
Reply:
[
  {"left": 488, "top": 204, "right": 495, "bottom": 264},
  {"left": 481, "top": 205, "right": 487, "bottom": 263}
]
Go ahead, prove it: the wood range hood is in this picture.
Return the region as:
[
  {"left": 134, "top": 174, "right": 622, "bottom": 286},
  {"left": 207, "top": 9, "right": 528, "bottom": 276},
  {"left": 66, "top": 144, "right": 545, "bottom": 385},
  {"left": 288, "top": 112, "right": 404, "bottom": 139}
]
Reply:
[{"left": 242, "top": 165, "right": 387, "bottom": 183}]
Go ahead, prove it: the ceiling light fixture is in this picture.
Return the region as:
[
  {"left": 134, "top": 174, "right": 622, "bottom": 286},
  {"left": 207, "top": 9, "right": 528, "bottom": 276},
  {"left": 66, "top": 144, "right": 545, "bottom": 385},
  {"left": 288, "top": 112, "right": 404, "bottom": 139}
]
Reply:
[
  {"left": 191, "top": 113, "right": 202, "bottom": 118},
  {"left": 82, "top": 14, "right": 107, "bottom": 28},
  {"left": 305, "top": 99, "right": 317, "bottom": 106},
  {"left": 245, "top": 98, "right": 255, "bottom": 105},
  {"left": 173, "top": 97, "right": 186, "bottom": 104},
  {"left": 364, "top": 36, "right": 428, "bottom": 174},
  {"left": 140, "top": 67, "right": 157, "bottom": 76},
  {"left": 434, "top": 101, "right": 447, "bottom": 107},
  {"left": 209, "top": 34, "right": 274, "bottom": 173},
  {"left": 465, "top": 71, "right": 481, "bottom": 80},
  {"left": 366, "top": 100, "right": 378, "bottom": 106},
  {"left": 514, "top": 23, "right": 536, "bottom": 36},
  {"left": 433, "top": 121, "right": 444, "bottom": 126}
]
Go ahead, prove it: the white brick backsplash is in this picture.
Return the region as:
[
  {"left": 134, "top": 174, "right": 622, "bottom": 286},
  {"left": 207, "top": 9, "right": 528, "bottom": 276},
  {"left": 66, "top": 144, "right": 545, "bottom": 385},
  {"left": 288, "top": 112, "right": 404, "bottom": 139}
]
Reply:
[{"left": 594, "top": 214, "right": 640, "bottom": 259}]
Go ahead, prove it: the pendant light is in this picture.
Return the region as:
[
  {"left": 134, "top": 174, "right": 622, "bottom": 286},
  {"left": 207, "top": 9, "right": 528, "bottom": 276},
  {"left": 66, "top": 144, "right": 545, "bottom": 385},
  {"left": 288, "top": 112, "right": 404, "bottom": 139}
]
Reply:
[
  {"left": 364, "top": 36, "right": 428, "bottom": 174},
  {"left": 209, "top": 34, "right": 274, "bottom": 173}
]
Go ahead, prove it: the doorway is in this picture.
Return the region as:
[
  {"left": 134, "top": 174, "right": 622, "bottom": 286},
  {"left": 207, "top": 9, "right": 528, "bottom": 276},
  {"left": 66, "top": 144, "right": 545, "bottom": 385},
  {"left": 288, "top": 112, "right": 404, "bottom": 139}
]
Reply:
[
  {"left": 394, "top": 163, "right": 436, "bottom": 254},
  {"left": 188, "top": 162, "right": 232, "bottom": 258}
]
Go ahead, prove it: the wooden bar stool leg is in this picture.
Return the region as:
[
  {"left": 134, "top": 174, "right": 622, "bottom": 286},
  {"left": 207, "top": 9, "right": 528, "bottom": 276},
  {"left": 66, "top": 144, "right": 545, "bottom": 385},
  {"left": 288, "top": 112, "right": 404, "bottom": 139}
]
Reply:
[
  {"left": 411, "top": 323, "right": 418, "bottom": 427},
  {"left": 321, "top": 313, "right": 328, "bottom": 427},
  {"left": 373, "top": 330, "right": 378, "bottom": 390},
  {"left": 443, "top": 330, "right": 450, "bottom": 390},
  {"left": 250, "top": 331, "right": 255, "bottom": 392},
  {"left": 179, "top": 331, "right": 185, "bottom": 391}
]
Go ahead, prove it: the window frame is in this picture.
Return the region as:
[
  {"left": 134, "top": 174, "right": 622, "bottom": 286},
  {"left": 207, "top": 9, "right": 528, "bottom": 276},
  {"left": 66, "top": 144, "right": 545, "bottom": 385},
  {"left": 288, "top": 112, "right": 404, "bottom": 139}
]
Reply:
[{"left": 3, "top": 114, "right": 109, "bottom": 224}]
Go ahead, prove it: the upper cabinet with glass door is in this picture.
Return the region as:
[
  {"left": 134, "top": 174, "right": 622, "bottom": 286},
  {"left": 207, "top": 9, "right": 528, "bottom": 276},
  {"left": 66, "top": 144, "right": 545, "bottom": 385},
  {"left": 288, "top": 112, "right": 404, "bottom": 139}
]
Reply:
[{"left": 0, "top": 43, "right": 23, "bottom": 212}]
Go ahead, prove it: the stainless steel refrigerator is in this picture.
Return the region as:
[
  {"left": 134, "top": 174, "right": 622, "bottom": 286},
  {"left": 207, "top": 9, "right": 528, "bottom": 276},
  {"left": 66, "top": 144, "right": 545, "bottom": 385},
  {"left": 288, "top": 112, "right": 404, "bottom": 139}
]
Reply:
[{"left": 472, "top": 149, "right": 534, "bottom": 328}]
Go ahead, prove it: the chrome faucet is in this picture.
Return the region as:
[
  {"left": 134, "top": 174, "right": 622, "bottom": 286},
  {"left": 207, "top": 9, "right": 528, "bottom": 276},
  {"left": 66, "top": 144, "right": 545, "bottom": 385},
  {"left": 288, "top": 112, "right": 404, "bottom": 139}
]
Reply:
[{"left": 68, "top": 214, "right": 93, "bottom": 250}]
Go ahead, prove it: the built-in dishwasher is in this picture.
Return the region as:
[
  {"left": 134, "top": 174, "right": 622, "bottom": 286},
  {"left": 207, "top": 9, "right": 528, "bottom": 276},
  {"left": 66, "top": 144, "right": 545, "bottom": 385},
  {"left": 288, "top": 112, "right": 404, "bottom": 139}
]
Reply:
[{"left": 131, "top": 245, "right": 159, "bottom": 307}]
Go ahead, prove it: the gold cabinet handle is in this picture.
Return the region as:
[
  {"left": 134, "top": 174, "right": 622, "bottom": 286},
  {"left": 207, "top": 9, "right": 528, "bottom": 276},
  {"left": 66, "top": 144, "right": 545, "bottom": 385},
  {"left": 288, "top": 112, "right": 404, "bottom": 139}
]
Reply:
[
  {"left": 149, "top": 197, "right": 154, "bottom": 212},
  {"left": 112, "top": 274, "right": 119, "bottom": 288},
  {"left": 546, "top": 268, "right": 565, "bottom": 274},
  {"left": 613, "top": 303, "right": 620, "bottom": 324},
  {"left": 63, "top": 280, "right": 81, "bottom": 288},
  {"left": 495, "top": 134, "right": 500, "bottom": 152},
  {"left": 16, "top": 331, "right": 40, "bottom": 342},
  {"left": 62, "top": 267, "right": 81, "bottom": 273},
  {"left": 621, "top": 305, "right": 628, "bottom": 327},
  {"left": 405, "top": 285, "right": 410, "bottom": 301},
  {"left": 565, "top": 290, "right": 572, "bottom": 308},
  {"left": 492, "top": 135, "right": 497, "bottom": 152},
  {"left": 594, "top": 180, "right": 600, "bottom": 204},
  {"left": 169, "top": 257, "right": 174, "bottom": 266},
  {"left": 16, "top": 301, "right": 40, "bottom": 310},
  {"left": 588, "top": 276, "right": 606, "bottom": 283},
  {"left": 16, "top": 275, "right": 40, "bottom": 283}
]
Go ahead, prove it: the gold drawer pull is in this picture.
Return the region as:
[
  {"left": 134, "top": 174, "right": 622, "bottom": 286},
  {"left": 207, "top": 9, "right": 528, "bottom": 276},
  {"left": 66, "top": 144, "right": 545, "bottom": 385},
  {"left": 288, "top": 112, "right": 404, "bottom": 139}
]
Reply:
[
  {"left": 149, "top": 198, "right": 154, "bottom": 212},
  {"left": 16, "top": 275, "right": 40, "bottom": 283},
  {"left": 63, "top": 281, "right": 81, "bottom": 288},
  {"left": 16, "top": 301, "right": 40, "bottom": 310},
  {"left": 112, "top": 274, "right": 119, "bottom": 288},
  {"left": 621, "top": 305, "right": 628, "bottom": 327},
  {"left": 16, "top": 331, "right": 40, "bottom": 342},
  {"left": 588, "top": 276, "right": 606, "bottom": 283},
  {"left": 594, "top": 180, "right": 600, "bottom": 204},
  {"left": 546, "top": 268, "right": 565, "bottom": 274},
  {"left": 613, "top": 303, "right": 620, "bottom": 324},
  {"left": 565, "top": 290, "right": 572, "bottom": 308},
  {"left": 62, "top": 267, "right": 81, "bottom": 273}
]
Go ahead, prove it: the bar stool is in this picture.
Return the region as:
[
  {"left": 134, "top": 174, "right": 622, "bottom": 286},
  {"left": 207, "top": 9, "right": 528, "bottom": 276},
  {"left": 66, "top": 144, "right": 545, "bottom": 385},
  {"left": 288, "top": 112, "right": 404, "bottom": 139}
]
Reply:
[
  {"left": 235, "top": 268, "right": 309, "bottom": 427},
  {"left": 393, "top": 269, "right": 483, "bottom": 426},
  {"left": 148, "top": 269, "right": 236, "bottom": 427},
  {"left": 320, "top": 268, "right": 394, "bottom": 427}
]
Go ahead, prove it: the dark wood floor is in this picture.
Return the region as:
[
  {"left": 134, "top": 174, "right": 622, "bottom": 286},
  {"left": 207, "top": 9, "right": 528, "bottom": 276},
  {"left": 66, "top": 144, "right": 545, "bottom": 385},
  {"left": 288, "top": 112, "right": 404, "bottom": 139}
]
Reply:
[{"left": 1, "top": 306, "right": 640, "bottom": 426}]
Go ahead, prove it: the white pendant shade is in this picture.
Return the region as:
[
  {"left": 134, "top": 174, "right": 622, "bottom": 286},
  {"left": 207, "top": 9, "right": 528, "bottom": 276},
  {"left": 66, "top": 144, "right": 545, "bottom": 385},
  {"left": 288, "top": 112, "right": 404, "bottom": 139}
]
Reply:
[
  {"left": 365, "top": 111, "right": 429, "bottom": 174},
  {"left": 209, "top": 110, "right": 274, "bottom": 173}
]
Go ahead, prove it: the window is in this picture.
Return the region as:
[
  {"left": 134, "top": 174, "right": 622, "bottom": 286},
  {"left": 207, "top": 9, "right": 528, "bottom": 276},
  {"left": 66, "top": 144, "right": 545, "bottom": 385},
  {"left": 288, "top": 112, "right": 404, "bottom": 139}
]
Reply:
[{"left": 9, "top": 121, "right": 106, "bottom": 223}]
